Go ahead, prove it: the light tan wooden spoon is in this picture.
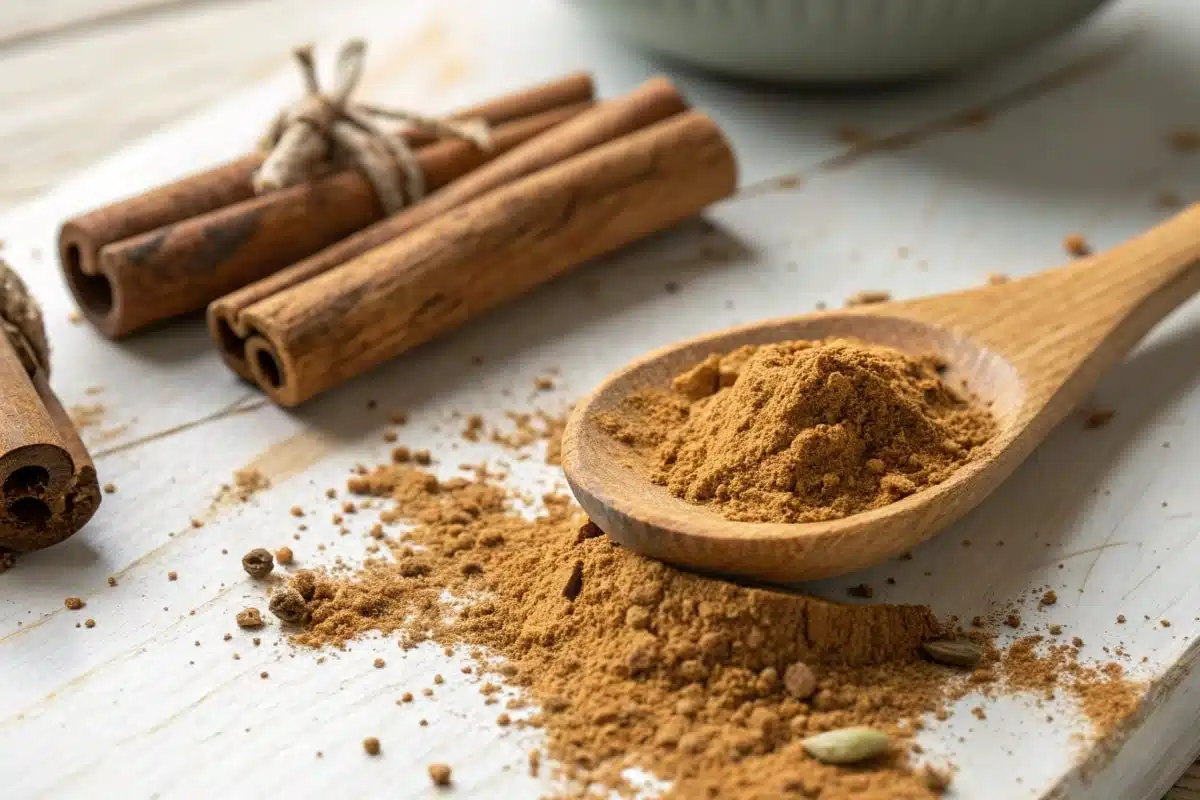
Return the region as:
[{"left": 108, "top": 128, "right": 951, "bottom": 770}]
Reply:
[{"left": 561, "top": 204, "right": 1200, "bottom": 582}]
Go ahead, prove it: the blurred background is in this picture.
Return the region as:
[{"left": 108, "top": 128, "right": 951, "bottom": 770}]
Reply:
[{"left": 0, "top": 0, "right": 406, "bottom": 210}]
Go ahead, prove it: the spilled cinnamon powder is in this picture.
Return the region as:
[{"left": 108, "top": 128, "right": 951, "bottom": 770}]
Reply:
[
  {"left": 253, "top": 440, "right": 1145, "bottom": 797},
  {"left": 597, "top": 339, "right": 995, "bottom": 523},
  {"left": 281, "top": 461, "right": 974, "bottom": 798}
]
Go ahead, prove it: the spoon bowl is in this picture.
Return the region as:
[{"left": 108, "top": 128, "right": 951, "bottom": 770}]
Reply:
[{"left": 562, "top": 205, "right": 1200, "bottom": 582}]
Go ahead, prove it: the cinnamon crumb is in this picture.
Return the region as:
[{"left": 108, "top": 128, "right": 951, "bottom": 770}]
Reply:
[
  {"left": 290, "top": 506, "right": 304, "bottom": 517},
  {"left": 167, "top": 571, "right": 177, "bottom": 581},
  {"left": 236, "top": 608, "right": 264, "bottom": 629},
  {"left": 1156, "top": 190, "right": 1183, "bottom": 210},
  {"left": 84, "top": 618, "right": 96, "bottom": 628},
  {"left": 1040, "top": 590, "right": 1057, "bottom": 607},
  {"left": 463, "top": 414, "right": 485, "bottom": 441},
  {"left": 107, "top": 577, "right": 117, "bottom": 587},
  {"left": 363, "top": 737, "right": 381, "bottom": 756},
  {"left": 845, "top": 290, "right": 891, "bottom": 306},
  {"left": 534, "top": 376, "right": 554, "bottom": 391},
  {"left": 275, "top": 546, "right": 294, "bottom": 566},
  {"left": 960, "top": 107, "right": 990, "bottom": 128},
  {"left": 374, "top": 658, "right": 386, "bottom": 669},
  {"left": 64, "top": 596, "right": 85, "bottom": 610},
  {"left": 103, "top": 483, "right": 117, "bottom": 494},
  {"left": 1004, "top": 613, "right": 1021, "bottom": 628},
  {"left": 1064, "top": 234, "right": 1090, "bottom": 257},
  {"left": 1168, "top": 128, "right": 1199, "bottom": 153},
  {"left": 834, "top": 125, "right": 872, "bottom": 146},
  {"left": 919, "top": 763, "right": 953, "bottom": 791},
  {"left": 428, "top": 763, "right": 452, "bottom": 786}
]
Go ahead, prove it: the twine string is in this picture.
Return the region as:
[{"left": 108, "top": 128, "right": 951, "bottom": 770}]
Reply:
[{"left": 254, "top": 39, "right": 491, "bottom": 214}]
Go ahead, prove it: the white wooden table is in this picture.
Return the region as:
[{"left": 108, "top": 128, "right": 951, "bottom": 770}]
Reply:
[{"left": 1, "top": 1, "right": 1198, "bottom": 797}]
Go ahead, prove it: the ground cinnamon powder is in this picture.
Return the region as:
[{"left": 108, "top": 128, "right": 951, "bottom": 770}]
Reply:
[
  {"left": 283, "top": 461, "right": 976, "bottom": 798},
  {"left": 598, "top": 339, "right": 995, "bottom": 523}
]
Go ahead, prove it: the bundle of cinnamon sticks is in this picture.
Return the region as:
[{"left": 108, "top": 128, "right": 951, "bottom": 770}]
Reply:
[{"left": 59, "top": 72, "right": 738, "bottom": 406}]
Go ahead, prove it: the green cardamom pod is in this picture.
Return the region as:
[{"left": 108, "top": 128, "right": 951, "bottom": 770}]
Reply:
[
  {"left": 801, "top": 727, "right": 889, "bottom": 764},
  {"left": 922, "top": 638, "right": 983, "bottom": 668}
]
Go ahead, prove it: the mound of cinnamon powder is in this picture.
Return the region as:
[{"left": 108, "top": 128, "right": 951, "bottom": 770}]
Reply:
[
  {"left": 282, "top": 462, "right": 965, "bottom": 798},
  {"left": 599, "top": 339, "right": 995, "bottom": 523}
]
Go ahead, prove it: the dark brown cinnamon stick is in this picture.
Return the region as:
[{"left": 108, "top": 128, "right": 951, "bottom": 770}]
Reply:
[
  {"left": 0, "top": 265, "right": 100, "bottom": 552},
  {"left": 210, "top": 77, "right": 688, "bottom": 379},
  {"left": 59, "top": 72, "right": 595, "bottom": 336},
  {"left": 238, "top": 109, "right": 737, "bottom": 406}
]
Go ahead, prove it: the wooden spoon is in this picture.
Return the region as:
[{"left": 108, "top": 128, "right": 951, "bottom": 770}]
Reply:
[{"left": 561, "top": 205, "right": 1200, "bottom": 582}]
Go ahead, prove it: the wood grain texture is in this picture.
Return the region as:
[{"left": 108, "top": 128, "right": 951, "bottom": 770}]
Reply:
[
  {"left": 563, "top": 206, "right": 1200, "bottom": 582},
  {"left": 0, "top": 0, "right": 1197, "bottom": 797}
]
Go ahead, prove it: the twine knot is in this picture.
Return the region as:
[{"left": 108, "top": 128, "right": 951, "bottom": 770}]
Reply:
[
  {"left": 254, "top": 39, "right": 491, "bottom": 214},
  {"left": 0, "top": 259, "right": 50, "bottom": 376}
]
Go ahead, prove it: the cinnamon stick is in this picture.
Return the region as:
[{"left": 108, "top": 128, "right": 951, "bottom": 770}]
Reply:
[
  {"left": 81, "top": 104, "right": 588, "bottom": 338},
  {"left": 211, "top": 77, "right": 688, "bottom": 379},
  {"left": 237, "top": 109, "right": 737, "bottom": 406},
  {"left": 59, "top": 72, "right": 595, "bottom": 336},
  {"left": 0, "top": 266, "right": 100, "bottom": 552}
]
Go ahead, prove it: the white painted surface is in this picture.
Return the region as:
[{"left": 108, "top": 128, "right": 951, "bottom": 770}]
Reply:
[{"left": 0, "top": 0, "right": 1198, "bottom": 798}]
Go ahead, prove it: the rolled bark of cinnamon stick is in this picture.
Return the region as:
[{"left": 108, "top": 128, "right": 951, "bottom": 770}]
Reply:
[
  {"left": 238, "top": 109, "right": 737, "bottom": 406},
  {"left": 211, "top": 76, "right": 688, "bottom": 379},
  {"left": 59, "top": 72, "right": 595, "bottom": 337},
  {"left": 0, "top": 297, "right": 100, "bottom": 552}
]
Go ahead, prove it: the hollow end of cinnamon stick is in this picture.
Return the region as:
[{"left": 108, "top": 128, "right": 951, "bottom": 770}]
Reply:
[
  {"left": 0, "top": 343, "right": 101, "bottom": 552},
  {"left": 59, "top": 223, "right": 122, "bottom": 336},
  {"left": 245, "top": 334, "right": 291, "bottom": 403}
]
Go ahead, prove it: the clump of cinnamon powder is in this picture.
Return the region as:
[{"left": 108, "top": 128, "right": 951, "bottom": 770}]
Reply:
[
  {"left": 599, "top": 339, "right": 996, "bottom": 523},
  {"left": 285, "top": 462, "right": 966, "bottom": 798}
]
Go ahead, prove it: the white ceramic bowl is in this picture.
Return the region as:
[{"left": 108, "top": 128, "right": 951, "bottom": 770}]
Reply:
[{"left": 568, "top": 0, "right": 1112, "bottom": 83}]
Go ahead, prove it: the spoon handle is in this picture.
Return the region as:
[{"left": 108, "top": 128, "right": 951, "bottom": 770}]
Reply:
[{"left": 904, "top": 204, "right": 1200, "bottom": 396}]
